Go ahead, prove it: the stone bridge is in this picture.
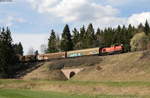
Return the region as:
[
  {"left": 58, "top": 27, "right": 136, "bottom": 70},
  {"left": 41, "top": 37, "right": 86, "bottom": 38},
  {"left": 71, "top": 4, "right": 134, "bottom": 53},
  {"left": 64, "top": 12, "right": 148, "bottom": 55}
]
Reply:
[{"left": 61, "top": 68, "right": 84, "bottom": 79}]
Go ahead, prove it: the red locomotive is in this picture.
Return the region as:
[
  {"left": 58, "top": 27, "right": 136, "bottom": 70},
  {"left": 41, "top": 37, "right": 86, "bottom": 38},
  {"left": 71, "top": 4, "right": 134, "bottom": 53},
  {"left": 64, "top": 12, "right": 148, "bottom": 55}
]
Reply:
[{"left": 99, "top": 44, "right": 124, "bottom": 55}]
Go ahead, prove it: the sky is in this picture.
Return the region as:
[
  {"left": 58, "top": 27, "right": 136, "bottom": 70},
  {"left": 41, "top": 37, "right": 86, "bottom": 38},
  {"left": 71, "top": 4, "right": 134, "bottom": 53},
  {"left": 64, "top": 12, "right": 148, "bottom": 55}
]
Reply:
[{"left": 0, "top": 0, "right": 150, "bottom": 54}]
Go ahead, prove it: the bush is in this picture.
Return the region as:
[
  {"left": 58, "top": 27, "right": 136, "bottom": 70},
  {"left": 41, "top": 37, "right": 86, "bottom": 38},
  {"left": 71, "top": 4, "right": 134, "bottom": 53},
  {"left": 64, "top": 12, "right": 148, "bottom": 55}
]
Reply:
[{"left": 130, "top": 32, "right": 150, "bottom": 51}]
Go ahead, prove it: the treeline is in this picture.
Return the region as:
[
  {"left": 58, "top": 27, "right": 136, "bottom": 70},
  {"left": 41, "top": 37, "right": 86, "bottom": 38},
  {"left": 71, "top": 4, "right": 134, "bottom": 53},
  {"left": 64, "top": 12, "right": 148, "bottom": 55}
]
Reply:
[
  {"left": 0, "top": 27, "right": 23, "bottom": 78},
  {"left": 47, "top": 21, "right": 150, "bottom": 53}
]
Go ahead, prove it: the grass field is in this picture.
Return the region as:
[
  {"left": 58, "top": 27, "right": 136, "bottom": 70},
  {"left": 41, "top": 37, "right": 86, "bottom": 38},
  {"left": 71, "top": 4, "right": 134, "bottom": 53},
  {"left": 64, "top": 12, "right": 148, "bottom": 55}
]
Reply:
[
  {"left": 0, "top": 89, "right": 146, "bottom": 98},
  {"left": 0, "top": 79, "right": 150, "bottom": 98}
]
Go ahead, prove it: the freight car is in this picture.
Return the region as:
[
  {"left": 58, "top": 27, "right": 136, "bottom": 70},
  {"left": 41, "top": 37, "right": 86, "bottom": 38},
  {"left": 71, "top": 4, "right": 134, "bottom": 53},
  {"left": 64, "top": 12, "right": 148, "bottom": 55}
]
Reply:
[
  {"left": 37, "top": 52, "right": 66, "bottom": 61},
  {"left": 21, "top": 45, "right": 124, "bottom": 62},
  {"left": 67, "top": 47, "right": 99, "bottom": 58},
  {"left": 19, "top": 55, "right": 37, "bottom": 62}
]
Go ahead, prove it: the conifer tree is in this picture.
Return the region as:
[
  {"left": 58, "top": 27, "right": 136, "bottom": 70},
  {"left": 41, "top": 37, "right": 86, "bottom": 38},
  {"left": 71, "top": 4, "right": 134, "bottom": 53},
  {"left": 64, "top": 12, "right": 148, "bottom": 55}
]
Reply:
[
  {"left": 60, "top": 24, "right": 73, "bottom": 51},
  {"left": 144, "top": 20, "right": 150, "bottom": 35},
  {"left": 95, "top": 28, "right": 102, "bottom": 47},
  {"left": 13, "top": 42, "right": 23, "bottom": 56},
  {"left": 72, "top": 28, "right": 80, "bottom": 49},
  {"left": 79, "top": 26, "right": 86, "bottom": 49},
  {"left": 83, "top": 23, "right": 96, "bottom": 48},
  {"left": 0, "top": 27, "right": 19, "bottom": 78},
  {"left": 47, "top": 30, "right": 58, "bottom": 53},
  {"left": 138, "top": 23, "right": 144, "bottom": 33}
]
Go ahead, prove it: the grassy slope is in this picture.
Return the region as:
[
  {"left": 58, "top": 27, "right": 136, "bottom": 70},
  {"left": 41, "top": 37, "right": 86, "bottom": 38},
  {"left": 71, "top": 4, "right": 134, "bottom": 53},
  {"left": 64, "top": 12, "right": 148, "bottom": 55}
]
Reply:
[
  {"left": 23, "top": 62, "right": 67, "bottom": 80},
  {"left": 23, "top": 56, "right": 102, "bottom": 80},
  {"left": 73, "top": 51, "right": 150, "bottom": 81}
]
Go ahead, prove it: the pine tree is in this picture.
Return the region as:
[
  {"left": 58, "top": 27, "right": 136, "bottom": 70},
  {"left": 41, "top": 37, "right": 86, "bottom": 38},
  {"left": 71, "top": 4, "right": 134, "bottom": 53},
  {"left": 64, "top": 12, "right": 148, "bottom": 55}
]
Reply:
[
  {"left": 13, "top": 42, "right": 23, "bottom": 56},
  {"left": 82, "top": 23, "right": 96, "bottom": 48},
  {"left": 72, "top": 28, "right": 80, "bottom": 49},
  {"left": 138, "top": 23, "right": 144, "bottom": 33},
  {"left": 47, "top": 30, "right": 58, "bottom": 53},
  {"left": 144, "top": 20, "right": 150, "bottom": 35},
  {"left": 79, "top": 26, "right": 86, "bottom": 49},
  {"left": 95, "top": 28, "right": 102, "bottom": 47},
  {"left": 0, "top": 27, "right": 19, "bottom": 78},
  {"left": 61, "top": 24, "right": 73, "bottom": 51}
]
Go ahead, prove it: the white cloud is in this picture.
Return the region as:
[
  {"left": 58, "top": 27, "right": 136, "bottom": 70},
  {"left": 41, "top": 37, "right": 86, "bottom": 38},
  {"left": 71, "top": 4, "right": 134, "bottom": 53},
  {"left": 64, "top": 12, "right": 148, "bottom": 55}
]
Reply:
[
  {"left": 12, "top": 33, "right": 48, "bottom": 55},
  {"left": 127, "top": 12, "right": 150, "bottom": 26},
  {"left": 0, "top": 16, "right": 26, "bottom": 27},
  {"left": 26, "top": 0, "right": 120, "bottom": 24},
  {"left": 105, "top": 0, "right": 129, "bottom": 5}
]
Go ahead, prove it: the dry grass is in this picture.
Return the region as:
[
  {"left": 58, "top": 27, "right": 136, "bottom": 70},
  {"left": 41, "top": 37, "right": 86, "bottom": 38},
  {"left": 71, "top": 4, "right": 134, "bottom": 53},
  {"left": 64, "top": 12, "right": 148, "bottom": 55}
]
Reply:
[
  {"left": 23, "top": 62, "right": 67, "bottom": 80},
  {"left": 1, "top": 79, "right": 150, "bottom": 96},
  {"left": 73, "top": 51, "right": 150, "bottom": 81}
]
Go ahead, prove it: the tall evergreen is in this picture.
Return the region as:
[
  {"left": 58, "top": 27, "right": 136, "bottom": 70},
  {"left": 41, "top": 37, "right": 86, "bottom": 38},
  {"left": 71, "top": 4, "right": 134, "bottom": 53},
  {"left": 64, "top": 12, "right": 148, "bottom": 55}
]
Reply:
[
  {"left": 138, "top": 23, "right": 144, "bottom": 33},
  {"left": 61, "top": 24, "right": 73, "bottom": 51},
  {"left": 95, "top": 28, "right": 102, "bottom": 47},
  {"left": 79, "top": 26, "right": 86, "bottom": 49},
  {"left": 144, "top": 20, "right": 150, "bottom": 35},
  {"left": 83, "top": 23, "right": 96, "bottom": 48},
  {"left": 47, "top": 30, "right": 58, "bottom": 53},
  {"left": 13, "top": 42, "right": 23, "bottom": 56},
  {"left": 0, "top": 27, "right": 19, "bottom": 78},
  {"left": 72, "top": 28, "right": 80, "bottom": 49}
]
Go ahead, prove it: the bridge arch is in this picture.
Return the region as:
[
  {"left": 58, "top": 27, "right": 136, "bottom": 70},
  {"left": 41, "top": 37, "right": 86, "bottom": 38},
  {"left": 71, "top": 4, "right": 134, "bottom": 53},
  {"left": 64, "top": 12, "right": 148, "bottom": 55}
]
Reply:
[
  {"left": 61, "top": 68, "right": 84, "bottom": 79},
  {"left": 69, "top": 71, "right": 76, "bottom": 78}
]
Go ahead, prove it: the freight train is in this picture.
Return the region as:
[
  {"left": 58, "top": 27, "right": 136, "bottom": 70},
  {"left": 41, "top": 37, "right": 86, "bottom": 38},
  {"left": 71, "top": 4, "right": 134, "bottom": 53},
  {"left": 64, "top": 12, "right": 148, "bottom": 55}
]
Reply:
[{"left": 20, "top": 45, "right": 124, "bottom": 62}]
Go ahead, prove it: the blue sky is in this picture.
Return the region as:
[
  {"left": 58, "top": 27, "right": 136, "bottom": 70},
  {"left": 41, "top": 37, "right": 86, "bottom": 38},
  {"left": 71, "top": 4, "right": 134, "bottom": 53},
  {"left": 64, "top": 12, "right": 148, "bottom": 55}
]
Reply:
[{"left": 0, "top": 0, "right": 150, "bottom": 54}]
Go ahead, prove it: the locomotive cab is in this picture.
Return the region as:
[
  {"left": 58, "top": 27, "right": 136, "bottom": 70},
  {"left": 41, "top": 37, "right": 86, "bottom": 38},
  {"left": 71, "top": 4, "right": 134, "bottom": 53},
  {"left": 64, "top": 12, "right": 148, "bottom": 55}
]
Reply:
[{"left": 99, "top": 44, "right": 124, "bottom": 56}]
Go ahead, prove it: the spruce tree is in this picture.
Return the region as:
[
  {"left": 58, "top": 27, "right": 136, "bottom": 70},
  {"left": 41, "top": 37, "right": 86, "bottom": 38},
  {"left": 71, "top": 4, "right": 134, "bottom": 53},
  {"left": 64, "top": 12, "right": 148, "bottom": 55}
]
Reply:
[
  {"left": 60, "top": 24, "right": 73, "bottom": 51},
  {"left": 0, "top": 27, "right": 19, "bottom": 78},
  {"left": 79, "top": 26, "right": 86, "bottom": 49},
  {"left": 13, "top": 42, "right": 23, "bottom": 56},
  {"left": 47, "top": 30, "right": 58, "bottom": 53},
  {"left": 144, "top": 20, "right": 150, "bottom": 35},
  {"left": 95, "top": 28, "right": 102, "bottom": 47},
  {"left": 138, "top": 23, "right": 144, "bottom": 33},
  {"left": 72, "top": 28, "right": 80, "bottom": 49},
  {"left": 83, "top": 23, "right": 96, "bottom": 48}
]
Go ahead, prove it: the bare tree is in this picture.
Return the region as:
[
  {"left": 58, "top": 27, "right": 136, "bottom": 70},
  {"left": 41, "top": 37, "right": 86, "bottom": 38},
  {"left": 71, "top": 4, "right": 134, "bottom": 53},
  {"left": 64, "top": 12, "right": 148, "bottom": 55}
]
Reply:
[{"left": 40, "top": 44, "right": 47, "bottom": 54}]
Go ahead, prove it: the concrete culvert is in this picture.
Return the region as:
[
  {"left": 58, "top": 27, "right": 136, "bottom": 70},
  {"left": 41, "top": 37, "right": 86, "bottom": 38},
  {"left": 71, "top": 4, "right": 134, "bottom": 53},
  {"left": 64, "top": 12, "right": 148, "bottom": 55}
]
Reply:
[{"left": 69, "top": 71, "right": 76, "bottom": 78}]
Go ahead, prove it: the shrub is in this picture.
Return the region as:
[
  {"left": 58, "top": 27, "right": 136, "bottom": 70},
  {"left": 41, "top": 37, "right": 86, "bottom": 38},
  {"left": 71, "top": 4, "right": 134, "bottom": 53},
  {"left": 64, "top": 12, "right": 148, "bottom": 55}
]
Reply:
[{"left": 130, "top": 32, "right": 150, "bottom": 51}]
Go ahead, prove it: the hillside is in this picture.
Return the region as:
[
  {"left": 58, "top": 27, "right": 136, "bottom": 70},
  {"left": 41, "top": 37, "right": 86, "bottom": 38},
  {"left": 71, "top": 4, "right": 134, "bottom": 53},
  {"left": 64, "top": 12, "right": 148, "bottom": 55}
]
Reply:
[
  {"left": 74, "top": 51, "right": 150, "bottom": 81},
  {"left": 23, "top": 56, "right": 102, "bottom": 80},
  {"left": 22, "top": 51, "right": 150, "bottom": 81}
]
